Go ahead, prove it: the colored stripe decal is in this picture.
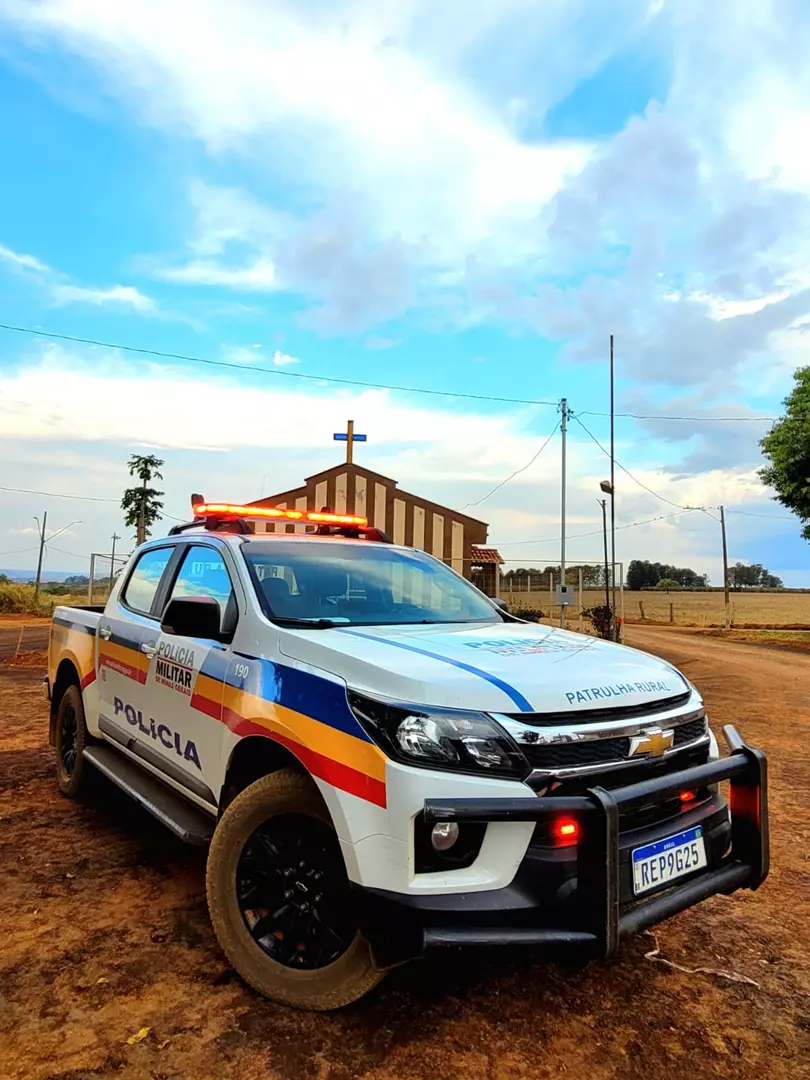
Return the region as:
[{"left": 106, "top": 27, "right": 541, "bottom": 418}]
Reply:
[
  {"left": 338, "top": 630, "right": 534, "bottom": 712},
  {"left": 80, "top": 669, "right": 96, "bottom": 690},
  {"left": 53, "top": 616, "right": 97, "bottom": 637},
  {"left": 221, "top": 707, "right": 386, "bottom": 808},
  {"left": 98, "top": 652, "right": 148, "bottom": 685}
]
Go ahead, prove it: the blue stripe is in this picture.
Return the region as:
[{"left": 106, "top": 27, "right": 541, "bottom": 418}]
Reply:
[
  {"left": 339, "top": 630, "right": 534, "bottom": 712},
  {"left": 201, "top": 651, "right": 372, "bottom": 743}
]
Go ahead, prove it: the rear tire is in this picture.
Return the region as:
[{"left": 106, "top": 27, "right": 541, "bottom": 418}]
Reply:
[
  {"left": 206, "top": 768, "right": 384, "bottom": 1010},
  {"left": 54, "top": 684, "right": 89, "bottom": 797}
]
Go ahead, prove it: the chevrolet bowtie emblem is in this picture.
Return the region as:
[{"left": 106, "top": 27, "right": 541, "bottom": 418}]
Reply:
[{"left": 629, "top": 727, "right": 674, "bottom": 758}]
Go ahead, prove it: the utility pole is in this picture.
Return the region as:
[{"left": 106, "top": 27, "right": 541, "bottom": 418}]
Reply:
[
  {"left": 599, "top": 498, "right": 610, "bottom": 611},
  {"left": 560, "top": 398, "right": 568, "bottom": 629},
  {"left": 109, "top": 533, "right": 121, "bottom": 597},
  {"left": 609, "top": 334, "right": 617, "bottom": 639},
  {"left": 720, "top": 505, "right": 730, "bottom": 630},
  {"left": 33, "top": 511, "right": 47, "bottom": 610}
]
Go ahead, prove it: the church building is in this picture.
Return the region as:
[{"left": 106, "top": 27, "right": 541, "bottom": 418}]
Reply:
[{"left": 249, "top": 421, "right": 498, "bottom": 585}]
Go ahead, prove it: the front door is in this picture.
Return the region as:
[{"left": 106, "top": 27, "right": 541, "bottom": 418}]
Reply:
[
  {"left": 97, "top": 546, "right": 174, "bottom": 749},
  {"left": 141, "top": 543, "right": 236, "bottom": 808}
]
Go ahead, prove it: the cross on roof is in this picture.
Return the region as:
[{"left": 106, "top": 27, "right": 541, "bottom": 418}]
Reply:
[{"left": 333, "top": 419, "right": 367, "bottom": 465}]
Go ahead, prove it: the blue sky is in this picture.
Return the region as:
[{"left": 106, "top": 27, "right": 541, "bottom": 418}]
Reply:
[{"left": 0, "top": 0, "right": 808, "bottom": 584}]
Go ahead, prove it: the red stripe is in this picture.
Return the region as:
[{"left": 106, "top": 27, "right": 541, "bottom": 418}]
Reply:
[
  {"left": 190, "top": 692, "right": 222, "bottom": 721},
  {"left": 217, "top": 705, "right": 386, "bottom": 808},
  {"left": 80, "top": 669, "right": 96, "bottom": 690}
]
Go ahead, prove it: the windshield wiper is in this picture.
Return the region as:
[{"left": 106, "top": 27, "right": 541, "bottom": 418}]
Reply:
[{"left": 270, "top": 616, "right": 349, "bottom": 629}]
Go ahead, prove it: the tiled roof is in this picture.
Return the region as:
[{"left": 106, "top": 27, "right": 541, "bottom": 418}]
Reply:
[{"left": 471, "top": 546, "right": 504, "bottom": 565}]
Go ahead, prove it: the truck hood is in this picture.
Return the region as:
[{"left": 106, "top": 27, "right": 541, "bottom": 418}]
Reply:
[{"left": 278, "top": 621, "right": 690, "bottom": 716}]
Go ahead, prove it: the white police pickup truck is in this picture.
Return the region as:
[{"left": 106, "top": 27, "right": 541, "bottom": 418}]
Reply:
[{"left": 46, "top": 501, "right": 769, "bottom": 1010}]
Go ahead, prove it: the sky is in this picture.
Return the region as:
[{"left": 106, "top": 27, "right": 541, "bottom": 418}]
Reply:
[{"left": 0, "top": 0, "right": 808, "bottom": 585}]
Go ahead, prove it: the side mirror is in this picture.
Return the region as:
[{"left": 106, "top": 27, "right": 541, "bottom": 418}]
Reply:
[
  {"left": 491, "top": 597, "right": 510, "bottom": 613},
  {"left": 161, "top": 596, "right": 221, "bottom": 639}
]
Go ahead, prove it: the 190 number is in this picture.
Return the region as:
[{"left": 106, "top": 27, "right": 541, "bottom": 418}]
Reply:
[{"left": 234, "top": 663, "right": 251, "bottom": 681}]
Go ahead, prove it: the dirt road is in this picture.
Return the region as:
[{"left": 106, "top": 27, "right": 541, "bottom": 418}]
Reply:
[
  {"left": 0, "top": 624, "right": 49, "bottom": 660},
  {"left": 1, "top": 630, "right": 808, "bottom": 1080}
]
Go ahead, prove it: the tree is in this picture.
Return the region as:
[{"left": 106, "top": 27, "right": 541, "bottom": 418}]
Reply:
[
  {"left": 759, "top": 365, "right": 810, "bottom": 540},
  {"left": 121, "top": 455, "right": 165, "bottom": 543},
  {"left": 655, "top": 578, "right": 681, "bottom": 591},
  {"left": 626, "top": 559, "right": 708, "bottom": 590},
  {"left": 728, "top": 561, "right": 784, "bottom": 590}
]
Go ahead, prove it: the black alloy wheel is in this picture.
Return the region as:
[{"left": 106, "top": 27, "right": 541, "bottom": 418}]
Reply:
[
  {"left": 58, "top": 700, "right": 79, "bottom": 777},
  {"left": 236, "top": 813, "right": 356, "bottom": 970}
]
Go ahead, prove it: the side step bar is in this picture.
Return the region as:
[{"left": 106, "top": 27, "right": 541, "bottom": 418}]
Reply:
[{"left": 83, "top": 745, "right": 215, "bottom": 846}]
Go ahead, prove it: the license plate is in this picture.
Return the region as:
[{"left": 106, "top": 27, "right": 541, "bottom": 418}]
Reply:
[{"left": 632, "top": 826, "right": 707, "bottom": 895}]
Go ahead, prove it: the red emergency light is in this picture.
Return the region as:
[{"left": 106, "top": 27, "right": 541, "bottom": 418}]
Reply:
[{"left": 192, "top": 502, "right": 368, "bottom": 528}]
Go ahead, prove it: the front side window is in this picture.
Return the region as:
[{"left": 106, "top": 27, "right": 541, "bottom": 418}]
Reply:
[
  {"left": 167, "top": 546, "right": 234, "bottom": 619},
  {"left": 243, "top": 542, "right": 499, "bottom": 626},
  {"left": 122, "top": 547, "right": 173, "bottom": 615}
]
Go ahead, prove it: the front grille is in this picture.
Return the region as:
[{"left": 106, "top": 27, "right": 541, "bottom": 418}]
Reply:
[
  {"left": 523, "top": 717, "right": 707, "bottom": 773},
  {"left": 673, "top": 717, "right": 707, "bottom": 746},
  {"left": 529, "top": 742, "right": 713, "bottom": 837},
  {"left": 523, "top": 738, "right": 630, "bottom": 770},
  {"left": 507, "top": 689, "right": 692, "bottom": 727}
]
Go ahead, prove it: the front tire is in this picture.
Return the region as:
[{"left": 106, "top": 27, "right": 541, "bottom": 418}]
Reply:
[
  {"left": 54, "top": 684, "right": 89, "bottom": 797},
  {"left": 206, "top": 769, "right": 384, "bottom": 1010}
]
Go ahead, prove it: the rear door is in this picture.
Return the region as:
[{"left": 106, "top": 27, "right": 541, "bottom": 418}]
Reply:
[
  {"left": 140, "top": 543, "right": 237, "bottom": 807},
  {"left": 97, "top": 545, "right": 177, "bottom": 754}
]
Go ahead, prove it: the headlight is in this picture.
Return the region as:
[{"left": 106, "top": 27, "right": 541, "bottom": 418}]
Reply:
[{"left": 348, "top": 691, "right": 529, "bottom": 779}]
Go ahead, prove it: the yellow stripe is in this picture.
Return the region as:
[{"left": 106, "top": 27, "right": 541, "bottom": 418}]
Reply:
[
  {"left": 221, "top": 684, "right": 387, "bottom": 783},
  {"left": 99, "top": 638, "right": 148, "bottom": 676},
  {"left": 193, "top": 671, "right": 225, "bottom": 704},
  {"left": 53, "top": 627, "right": 95, "bottom": 682}
]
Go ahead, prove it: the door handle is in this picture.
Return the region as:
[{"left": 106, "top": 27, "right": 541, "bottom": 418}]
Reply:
[
  {"left": 99, "top": 626, "right": 112, "bottom": 641},
  {"left": 141, "top": 642, "right": 157, "bottom": 659}
]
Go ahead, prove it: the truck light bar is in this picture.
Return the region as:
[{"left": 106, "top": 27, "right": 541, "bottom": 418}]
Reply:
[{"left": 192, "top": 502, "right": 368, "bottom": 528}]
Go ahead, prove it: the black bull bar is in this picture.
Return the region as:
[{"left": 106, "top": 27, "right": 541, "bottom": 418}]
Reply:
[{"left": 422, "top": 725, "right": 769, "bottom": 956}]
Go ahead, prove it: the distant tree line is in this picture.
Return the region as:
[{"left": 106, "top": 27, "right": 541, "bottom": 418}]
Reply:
[
  {"left": 503, "top": 560, "right": 785, "bottom": 592},
  {"left": 626, "top": 561, "right": 709, "bottom": 590},
  {"left": 502, "top": 564, "right": 610, "bottom": 590},
  {"left": 727, "top": 562, "right": 784, "bottom": 590}
]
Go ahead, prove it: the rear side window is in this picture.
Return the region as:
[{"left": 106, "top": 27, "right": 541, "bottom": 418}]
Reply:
[{"left": 122, "top": 548, "right": 173, "bottom": 615}]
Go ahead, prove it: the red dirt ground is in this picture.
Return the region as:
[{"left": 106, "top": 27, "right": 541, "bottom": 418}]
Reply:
[{"left": 0, "top": 627, "right": 808, "bottom": 1080}]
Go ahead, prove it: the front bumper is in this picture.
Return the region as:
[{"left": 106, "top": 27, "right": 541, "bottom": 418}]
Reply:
[{"left": 357, "top": 725, "right": 768, "bottom": 966}]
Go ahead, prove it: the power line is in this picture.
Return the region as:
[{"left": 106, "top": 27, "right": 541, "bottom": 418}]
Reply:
[
  {"left": 0, "top": 545, "right": 40, "bottom": 556},
  {"left": 571, "top": 414, "right": 697, "bottom": 511},
  {"left": 0, "top": 483, "right": 186, "bottom": 522},
  {"left": 0, "top": 322, "right": 559, "bottom": 409},
  {"left": 578, "top": 408, "right": 776, "bottom": 423},
  {"left": 0, "top": 484, "right": 117, "bottom": 502},
  {"left": 494, "top": 508, "right": 700, "bottom": 548},
  {"left": 458, "top": 421, "right": 560, "bottom": 510},
  {"left": 0, "top": 321, "right": 781, "bottom": 421},
  {"left": 726, "top": 509, "right": 795, "bottom": 521}
]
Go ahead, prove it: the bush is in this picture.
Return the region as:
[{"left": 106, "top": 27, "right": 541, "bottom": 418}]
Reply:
[
  {"left": 0, "top": 584, "right": 84, "bottom": 615},
  {"left": 582, "top": 604, "right": 614, "bottom": 639},
  {"left": 655, "top": 578, "right": 681, "bottom": 592},
  {"left": 513, "top": 605, "right": 546, "bottom": 622}
]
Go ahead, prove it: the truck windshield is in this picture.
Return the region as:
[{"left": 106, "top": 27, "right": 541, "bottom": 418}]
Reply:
[{"left": 242, "top": 541, "right": 501, "bottom": 626}]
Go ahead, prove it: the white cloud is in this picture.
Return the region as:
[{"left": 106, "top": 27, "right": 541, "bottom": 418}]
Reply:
[
  {"left": 0, "top": 0, "right": 596, "bottom": 264},
  {"left": 0, "top": 242, "right": 50, "bottom": 273},
  {"left": 51, "top": 283, "right": 156, "bottom": 311},
  {"left": 222, "top": 344, "right": 300, "bottom": 366},
  {"left": 156, "top": 257, "right": 277, "bottom": 291}
]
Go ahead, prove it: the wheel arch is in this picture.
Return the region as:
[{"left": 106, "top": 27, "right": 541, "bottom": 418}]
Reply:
[
  {"left": 49, "top": 658, "right": 82, "bottom": 745},
  {"left": 220, "top": 734, "right": 312, "bottom": 813}
]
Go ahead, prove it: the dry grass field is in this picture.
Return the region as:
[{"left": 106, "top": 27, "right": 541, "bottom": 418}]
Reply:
[{"left": 504, "top": 588, "right": 810, "bottom": 628}]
